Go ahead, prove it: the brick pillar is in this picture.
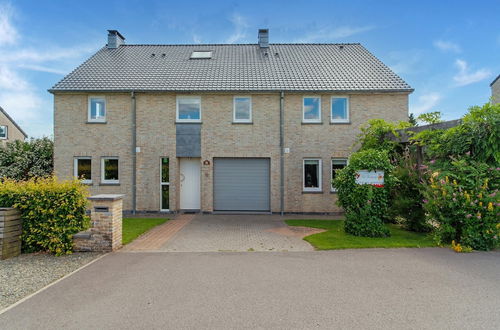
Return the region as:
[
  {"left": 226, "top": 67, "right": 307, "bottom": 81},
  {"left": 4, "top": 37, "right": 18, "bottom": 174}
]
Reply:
[{"left": 74, "top": 194, "right": 123, "bottom": 252}]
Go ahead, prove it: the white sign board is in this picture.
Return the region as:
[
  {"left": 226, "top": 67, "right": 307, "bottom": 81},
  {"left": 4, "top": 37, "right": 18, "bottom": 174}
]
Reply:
[{"left": 355, "top": 170, "right": 384, "bottom": 186}]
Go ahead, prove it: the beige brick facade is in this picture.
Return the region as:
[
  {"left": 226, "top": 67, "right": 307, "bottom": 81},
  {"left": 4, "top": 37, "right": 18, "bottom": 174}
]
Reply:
[
  {"left": 0, "top": 108, "right": 26, "bottom": 146},
  {"left": 491, "top": 77, "right": 500, "bottom": 104},
  {"left": 54, "top": 91, "right": 408, "bottom": 213}
]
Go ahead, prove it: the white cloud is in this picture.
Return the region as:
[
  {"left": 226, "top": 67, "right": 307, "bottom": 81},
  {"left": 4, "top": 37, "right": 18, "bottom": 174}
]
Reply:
[
  {"left": 0, "top": 2, "right": 18, "bottom": 46},
  {"left": 192, "top": 34, "right": 202, "bottom": 44},
  {"left": 296, "top": 25, "right": 374, "bottom": 43},
  {"left": 434, "top": 40, "right": 461, "bottom": 53},
  {"left": 453, "top": 59, "right": 491, "bottom": 86},
  {"left": 0, "top": 2, "right": 98, "bottom": 137},
  {"left": 225, "top": 13, "right": 249, "bottom": 44},
  {"left": 411, "top": 92, "right": 442, "bottom": 115}
]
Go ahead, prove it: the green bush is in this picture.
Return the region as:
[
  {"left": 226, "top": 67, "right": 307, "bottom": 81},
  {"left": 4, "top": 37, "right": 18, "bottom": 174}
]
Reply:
[
  {"left": 334, "top": 149, "right": 394, "bottom": 237},
  {"left": 0, "top": 137, "right": 53, "bottom": 180},
  {"left": 422, "top": 157, "right": 500, "bottom": 251},
  {"left": 0, "top": 177, "right": 90, "bottom": 255},
  {"left": 389, "top": 151, "right": 431, "bottom": 232}
]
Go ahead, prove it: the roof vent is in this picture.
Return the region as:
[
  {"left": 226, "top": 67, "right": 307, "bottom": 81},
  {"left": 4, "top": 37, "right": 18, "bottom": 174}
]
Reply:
[
  {"left": 258, "top": 29, "right": 269, "bottom": 48},
  {"left": 107, "top": 30, "right": 125, "bottom": 49}
]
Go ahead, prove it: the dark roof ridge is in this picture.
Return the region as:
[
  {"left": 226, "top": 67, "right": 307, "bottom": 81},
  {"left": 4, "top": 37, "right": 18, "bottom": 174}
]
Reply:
[
  {"left": 0, "top": 106, "right": 28, "bottom": 138},
  {"left": 490, "top": 74, "right": 500, "bottom": 87}
]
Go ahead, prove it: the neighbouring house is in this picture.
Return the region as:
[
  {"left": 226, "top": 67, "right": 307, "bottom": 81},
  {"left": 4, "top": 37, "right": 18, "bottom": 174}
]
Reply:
[
  {"left": 0, "top": 106, "right": 27, "bottom": 146},
  {"left": 491, "top": 74, "right": 500, "bottom": 104},
  {"left": 50, "top": 29, "right": 413, "bottom": 214}
]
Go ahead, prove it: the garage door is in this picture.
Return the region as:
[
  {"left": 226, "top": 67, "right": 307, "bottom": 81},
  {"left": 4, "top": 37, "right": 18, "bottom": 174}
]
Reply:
[{"left": 214, "top": 158, "right": 270, "bottom": 211}]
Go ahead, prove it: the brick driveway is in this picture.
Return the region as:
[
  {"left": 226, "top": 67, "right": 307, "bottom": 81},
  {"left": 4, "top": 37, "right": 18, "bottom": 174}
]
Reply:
[{"left": 128, "top": 214, "right": 337, "bottom": 252}]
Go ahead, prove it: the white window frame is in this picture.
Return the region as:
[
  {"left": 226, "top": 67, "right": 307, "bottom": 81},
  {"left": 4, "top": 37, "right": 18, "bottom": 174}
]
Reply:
[
  {"left": 303, "top": 158, "right": 322, "bottom": 192},
  {"left": 331, "top": 96, "right": 350, "bottom": 123},
  {"left": 233, "top": 96, "right": 252, "bottom": 123},
  {"left": 88, "top": 96, "right": 106, "bottom": 123},
  {"left": 302, "top": 96, "right": 322, "bottom": 123},
  {"left": 0, "top": 125, "right": 7, "bottom": 139},
  {"left": 331, "top": 158, "right": 348, "bottom": 192},
  {"left": 101, "top": 157, "right": 119, "bottom": 184},
  {"left": 160, "top": 157, "right": 170, "bottom": 212},
  {"left": 176, "top": 96, "right": 202, "bottom": 123},
  {"left": 74, "top": 157, "right": 92, "bottom": 184}
]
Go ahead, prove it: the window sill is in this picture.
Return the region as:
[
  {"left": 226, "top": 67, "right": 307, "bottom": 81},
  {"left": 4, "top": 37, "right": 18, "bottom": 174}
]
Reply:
[
  {"left": 86, "top": 121, "right": 107, "bottom": 124},
  {"left": 330, "top": 190, "right": 338, "bottom": 194},
  {"left": 175, "top": 121, "right": 202, "bottom": 124},
  {"left": 99, "top": 182, "right": 120, "bottom": 186},
  {"left": 302, "top": 190, "right": 323, "bottom": 194},
  {"left": 301, "top": 122, "right": 323, "bottom": 125},
  {"left": 330, "top": 121, "right": 351, "bottom": 125},
  {"left": 232, "top": 121, "right": 253, "bottom": 125},
  {"left": 82, "top": 182, "right": 93, "bottom": 186}
]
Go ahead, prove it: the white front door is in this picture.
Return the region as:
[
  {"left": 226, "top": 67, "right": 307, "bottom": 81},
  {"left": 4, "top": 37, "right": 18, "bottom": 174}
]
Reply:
[{"left": 180, "top": 158, "right": 201, "bottom": 210}]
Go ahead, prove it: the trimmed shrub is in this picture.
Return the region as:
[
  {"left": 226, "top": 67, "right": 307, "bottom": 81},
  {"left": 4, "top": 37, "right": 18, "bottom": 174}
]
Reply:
[
  {"left": 0, "top": 177, "right": 90, "bottom": 255},
  {"left": 334, "top": 149, "right": 394, "bottom": 237},
  {"left": 422, "top": 157, "right": 499, "bottom": 251}
]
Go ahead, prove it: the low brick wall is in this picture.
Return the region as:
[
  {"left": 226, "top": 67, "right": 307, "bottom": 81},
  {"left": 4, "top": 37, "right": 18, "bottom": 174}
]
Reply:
[
  {"left": 73, "top": 194, "right": 123, "bottom": 252},
  {"left": 0, "top": 208, "right": 22, "bottom": 260}
]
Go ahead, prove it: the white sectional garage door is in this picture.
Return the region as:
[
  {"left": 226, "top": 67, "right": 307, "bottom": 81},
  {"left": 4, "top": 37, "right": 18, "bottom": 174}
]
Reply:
[{"left": 214, "top": 158, "right": 270, "bottom": 212}]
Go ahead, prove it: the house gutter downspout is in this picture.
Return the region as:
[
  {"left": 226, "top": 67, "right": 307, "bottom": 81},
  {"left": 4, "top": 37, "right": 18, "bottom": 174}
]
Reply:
[
  {"left": 131, "top": 91, "right": 137, "bottom": 214},
  {"left": 279, "top": 91, "right": 285, "bottom": 216}
]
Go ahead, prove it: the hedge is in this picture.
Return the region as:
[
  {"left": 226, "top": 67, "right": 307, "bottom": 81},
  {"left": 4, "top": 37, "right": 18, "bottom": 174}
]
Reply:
[{"left": 0, "top": 177, "right": 90, "bottom": 255}]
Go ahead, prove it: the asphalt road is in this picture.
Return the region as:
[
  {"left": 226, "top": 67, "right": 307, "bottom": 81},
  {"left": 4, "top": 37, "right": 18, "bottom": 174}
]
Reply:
[{"left": 1, "top": 248, "right": 499, "bottom": 329}]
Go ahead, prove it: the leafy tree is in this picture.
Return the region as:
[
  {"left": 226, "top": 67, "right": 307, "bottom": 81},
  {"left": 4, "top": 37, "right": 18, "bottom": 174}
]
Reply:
[
  {"left": 356, "top": 119, "right": 411, "bottom": 154},
  {"left": 417, "top": 111, "right": 442, "bottom": 125},
  {"left": 408, "top": 113, "right": 418, "bottom": 126},
  {"left": 0, "top": 137, "right": 53, "bottom": 180}
]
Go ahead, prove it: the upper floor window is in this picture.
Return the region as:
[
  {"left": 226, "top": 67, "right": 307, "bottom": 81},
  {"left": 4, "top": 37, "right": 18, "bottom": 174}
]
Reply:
[
  {"left": 0, "top": 125, "right": 7, "bottom": 139},
  {"left": 177, "top": 96, "right": 201, "bottom": 122},
  {"left": 303, "top": 97, "right": 321, "bottom": 123},
  {"left": 101, "top": 157, "right": 119, "bottom": 184},
  {"left": 74, "top": 157, "right": 92, "bottom": 184},
  {"left": 233, "top": 97, "right": 252, "bottom": 123},
  {"left": 88, "top": 97, "right": 106, "bottom": 122},
  {"left": 331, "top": 97, "right": 349, "bottom": 123}
]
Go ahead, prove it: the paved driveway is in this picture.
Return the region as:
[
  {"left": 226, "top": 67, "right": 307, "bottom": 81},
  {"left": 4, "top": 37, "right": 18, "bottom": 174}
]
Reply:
[
  {"left": 158, "top": 214, "right": 333, "bottom": 252},
  {"left": 1, "top": 249, "right": 499, "bottom": 329}
]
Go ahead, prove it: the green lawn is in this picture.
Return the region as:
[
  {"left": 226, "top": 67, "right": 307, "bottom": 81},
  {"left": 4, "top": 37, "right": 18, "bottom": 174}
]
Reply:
[
  {"left": 285, "top": 220, "right": 437, "bottom": 250},
  {"left": 122, "top": 217, "right": 169, "bottom": 245}
]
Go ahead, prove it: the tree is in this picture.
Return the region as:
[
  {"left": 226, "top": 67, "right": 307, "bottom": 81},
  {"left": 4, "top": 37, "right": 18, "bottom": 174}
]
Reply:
[
  {"left": 408, "top": 113, "right": 418, "bottom": 126},
  {"left": 0, "top": 137, "right": 53, "bottom": 180},
  {"left": 417, "top": 111, "right": 442, "bottom": 125}
]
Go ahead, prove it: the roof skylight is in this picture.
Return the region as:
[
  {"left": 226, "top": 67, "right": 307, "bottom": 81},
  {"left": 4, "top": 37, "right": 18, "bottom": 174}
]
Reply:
[{"left": 190, "top": 51, "right": 212, "bottom": 59}]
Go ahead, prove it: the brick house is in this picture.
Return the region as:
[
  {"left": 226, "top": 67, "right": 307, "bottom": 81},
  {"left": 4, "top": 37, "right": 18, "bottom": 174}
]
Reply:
[
  {"left": 50, "top": 29, "right": 413, "bottom": 214},
  {"left": 491, "top": 74, "right": 500, "bottom": 104},
  {"left": 0, "top": 106, "right": 27, "bottom": 146}
]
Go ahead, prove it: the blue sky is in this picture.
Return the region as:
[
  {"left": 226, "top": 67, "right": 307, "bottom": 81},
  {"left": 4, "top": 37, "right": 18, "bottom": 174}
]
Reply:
[{"left": 0, "top": 0, "right": 499, "bottom": 137}]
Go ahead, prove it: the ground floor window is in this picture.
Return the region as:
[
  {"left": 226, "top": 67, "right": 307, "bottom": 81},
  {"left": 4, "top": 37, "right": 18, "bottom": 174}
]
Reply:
[
  {"left": 74, "top": 157, "right": 92, "bottom": 184},
  {"left": 161, "top": 157, "right": 170, "bottom": 211},
  {"left": 331, "top": 158, "right": 348, "bottom": 191},
  {"left": 0, "top": 125, "right": 7, "bottom": 139},
  {"left": 303, "top": 159, "right": 322, "bottom": 191},
  {"left": 101, "top": 157, "right": 119, "bottom": 184}
]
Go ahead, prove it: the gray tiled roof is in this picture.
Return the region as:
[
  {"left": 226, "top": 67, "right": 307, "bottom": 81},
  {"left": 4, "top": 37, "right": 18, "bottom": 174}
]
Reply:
[{"left": 50, "top": 43, "right": 413, "bottom": 92}]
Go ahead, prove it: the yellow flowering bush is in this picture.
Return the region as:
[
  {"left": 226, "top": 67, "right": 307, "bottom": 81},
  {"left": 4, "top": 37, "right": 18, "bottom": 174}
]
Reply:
[
  {"left": 422, "top": 160, "right": 499, "bottom": 251},
  {"left": 0, "top": 177, "right": 90, "bottom": 255}
]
